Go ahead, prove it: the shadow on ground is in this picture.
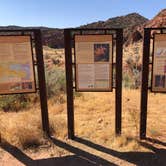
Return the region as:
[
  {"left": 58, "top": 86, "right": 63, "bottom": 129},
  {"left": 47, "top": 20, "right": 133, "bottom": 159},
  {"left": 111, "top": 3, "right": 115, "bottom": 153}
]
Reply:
[
  {"left": 0, "top": 140, "right": 115, "bottom": 166},
  {"left": 74, "top": 136, "right": 166, "bottom": 166},
  {"left": 0, "top": 137, "right": 166, "bottom": 166}
]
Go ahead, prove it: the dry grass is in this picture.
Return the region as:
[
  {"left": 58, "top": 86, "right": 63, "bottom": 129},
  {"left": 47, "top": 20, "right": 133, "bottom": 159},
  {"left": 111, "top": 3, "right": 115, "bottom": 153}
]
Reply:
[
  {"left": 0, "top": 109, "right": 43, "bottom": 149},
  {"left": 74, "top": 89, "right": 166, "bottom": 152},
  {"left": 0, "top": 102, "right": 67, "bottom": 149},
  {"left": 0, "top": 89, "right": 165, "bottom": 152},
  {"left": 74, "top": 90, "right": 142, "bottom": 151}
]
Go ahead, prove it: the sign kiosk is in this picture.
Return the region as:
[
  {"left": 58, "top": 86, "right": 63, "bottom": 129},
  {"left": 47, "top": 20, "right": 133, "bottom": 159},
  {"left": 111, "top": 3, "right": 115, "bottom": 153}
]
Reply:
[{"left": 64, "top": 28, "right": 123, "bottom": 139}]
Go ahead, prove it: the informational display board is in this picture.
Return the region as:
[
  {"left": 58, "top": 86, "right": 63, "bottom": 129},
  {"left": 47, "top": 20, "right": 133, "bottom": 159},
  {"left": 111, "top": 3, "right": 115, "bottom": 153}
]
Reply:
[
  {"left": 75, "top": 35, "right": 113, "bottom": 91},
  {"left": 0, "top": 36, "right": 36, "bottom": 94},
  {"left": 152, "top": 34, "right": 166, "bottom": 92}
]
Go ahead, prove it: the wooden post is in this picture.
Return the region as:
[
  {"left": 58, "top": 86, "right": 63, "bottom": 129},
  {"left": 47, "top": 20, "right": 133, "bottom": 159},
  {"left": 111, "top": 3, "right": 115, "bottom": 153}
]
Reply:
[
  {"left": 34, "top": 30, "right": 50, "bottom": 136},
  {"left": 64, "top": 29, "right": 75, "bottom": 139},
  {"left": 115, "top": 29, "right": 123, "bottom": 135},
  {"left": 140, "top": 28, "right": 151, "bottom": 139}
]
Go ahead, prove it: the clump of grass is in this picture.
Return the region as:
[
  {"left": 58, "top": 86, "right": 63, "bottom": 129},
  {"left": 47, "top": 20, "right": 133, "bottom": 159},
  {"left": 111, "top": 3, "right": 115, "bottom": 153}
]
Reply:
[
  {"left": 0, "top": 106, "right": 67, "bottom": 149},
  {"left": 0, "top": 94, "right": 38, "bottom": 112},
  {"left": 49, "top": 115, "right": 67, "bottom": 139},
  {"left": 14, "top": 127, "right": 44, "bottom": 149},
  {"left": 128, "top": 107, "right": 139, "bottom": 136},
  {"left": 0, "top": 110, "right": 44, "bottom": 149},
  {"left": 112, "top": 135, "right": 140, "bottom": 151}
]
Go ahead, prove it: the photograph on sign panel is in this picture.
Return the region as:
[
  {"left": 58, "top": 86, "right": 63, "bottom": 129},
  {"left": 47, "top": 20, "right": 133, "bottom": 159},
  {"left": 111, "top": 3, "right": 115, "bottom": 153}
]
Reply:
[
  {"left": 10, "top": 83, "right": 22, "bottom": 91},
  {"left": 155, "top": 75, "right": 165, "bottom": 88},
  {"left": 22, "top": 82, "right": 33, "bottom": 90},
  {"left": 94, "top": 43, "right": 109, "bottom": 62},
  {"left": 156, "top": 47, "right": 166, "bottom": 56},
  {"left": 0, "top": 63, "right": 32, "bottom": 82}
]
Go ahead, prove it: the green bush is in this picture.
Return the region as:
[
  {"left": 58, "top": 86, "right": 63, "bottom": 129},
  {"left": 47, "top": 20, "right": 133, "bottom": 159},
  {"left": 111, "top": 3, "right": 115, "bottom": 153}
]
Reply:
[
  {"left": 0, "top": 94, "right": 36, "bottom": 112},
  {"left": 45, "top": 67, "right": 66, "bottom": 99},
  {"left": 123, "top": 73, "right": 132, "bottom": 88}
]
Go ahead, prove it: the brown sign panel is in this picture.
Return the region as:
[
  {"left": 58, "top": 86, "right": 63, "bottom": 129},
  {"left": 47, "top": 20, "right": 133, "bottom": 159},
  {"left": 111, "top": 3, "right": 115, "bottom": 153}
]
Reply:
[
  {"left": 152, "top": 34, "right": 166, "bottom": 92},
  {"left": 75, "top": 35, "right": 113, "bottom": 91},
  {"left": 0, "top": 36, "right": 36, "bottom": 94}
]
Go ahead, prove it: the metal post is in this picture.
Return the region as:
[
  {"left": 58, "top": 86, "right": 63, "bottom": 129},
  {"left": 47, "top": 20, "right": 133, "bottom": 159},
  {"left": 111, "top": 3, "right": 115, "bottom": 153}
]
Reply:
[
  {"left": 64, "top": 29, "right": 74, "bottom": 139},
  {"left": 115, "top": 29, "right": 123, "bottom": 135},
  {"left": 140, "top": 28, "right": 151, "bottom": 139},
  {"left": 34, "top": 30, "right": 50, "bottom": 136}
]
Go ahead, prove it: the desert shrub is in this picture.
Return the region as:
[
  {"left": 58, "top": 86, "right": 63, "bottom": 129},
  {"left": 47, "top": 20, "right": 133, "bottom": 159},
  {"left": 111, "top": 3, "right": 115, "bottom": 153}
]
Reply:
[
  {"left": 123, "top": 73, "right": 132, "bottom": 88},
  {"left": 124, "top": 53, "right": 141, "bottom": 89},
  {"left": 49, "top": 116, "right": 67, "bottom": 139},
  {"left": 45, "top": 67, "right": 66, "bottom": 99},
  {"left": 0, "top": 94, "right": 37, "bottom": 112},
  {"left": 123, "top": 71, "right": 141, "bottom": 89},
  {"left": 0, "top": 111, "right": 45, "bottom": 149}
]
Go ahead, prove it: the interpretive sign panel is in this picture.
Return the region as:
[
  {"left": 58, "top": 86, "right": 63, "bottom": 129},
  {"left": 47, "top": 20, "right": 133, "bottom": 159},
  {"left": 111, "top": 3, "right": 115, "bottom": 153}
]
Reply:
[
  {"left": 75, "top": 35, "right": 113, "bottom": 91},
  {"left": 152, "top": 34, "right": 166, "bottom": 92},
  {"left": 0, "top": 36, "right": 36, "bottom": 94}
]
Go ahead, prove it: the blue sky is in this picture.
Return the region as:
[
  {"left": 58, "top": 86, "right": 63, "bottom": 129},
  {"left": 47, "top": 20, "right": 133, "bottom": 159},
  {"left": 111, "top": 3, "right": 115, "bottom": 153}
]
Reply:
[{"left": 0, "top": 0, "right": 166, "bottom": 28}]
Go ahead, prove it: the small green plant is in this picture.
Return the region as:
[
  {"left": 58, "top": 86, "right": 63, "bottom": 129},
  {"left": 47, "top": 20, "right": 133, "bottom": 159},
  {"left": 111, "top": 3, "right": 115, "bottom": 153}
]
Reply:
[{"left": 123, "top": 73, "right": 132, "bottom": 88}]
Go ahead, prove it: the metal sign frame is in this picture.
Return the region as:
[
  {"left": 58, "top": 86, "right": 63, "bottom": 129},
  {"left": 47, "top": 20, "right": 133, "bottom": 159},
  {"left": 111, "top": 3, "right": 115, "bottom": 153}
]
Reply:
[
  {"left": 64, "top": 28, "right": 123, "bottom": 139},
  {"left": 140, "top": 28, "right": 166, "bottom": 139},
  {"left": 0, "top": 29, "right": 50, "bottom": 136}
]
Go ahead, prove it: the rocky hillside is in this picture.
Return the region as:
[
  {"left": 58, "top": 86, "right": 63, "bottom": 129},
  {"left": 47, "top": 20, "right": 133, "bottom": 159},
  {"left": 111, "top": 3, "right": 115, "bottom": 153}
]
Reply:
[
  {"left": 0, "top": 26, "right": 64, "bottom": 48},
  {"left": 129, "top": 9, "right": 166, "bottom": 44},
  {"left": 80, "top": 13, "right": 148, "bottom": 43},
  {"left": 42, "top": 13, "right": 148, "bottom": 48},
  {"left": 0, "top": 13, "right": 148, "bottom": 48}
]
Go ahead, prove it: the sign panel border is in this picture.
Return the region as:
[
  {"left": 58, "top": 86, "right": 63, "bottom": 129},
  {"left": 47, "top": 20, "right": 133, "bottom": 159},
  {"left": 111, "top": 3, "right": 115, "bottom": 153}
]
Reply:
[
  {"left": 0, "top": 34, "right": 37, "bottom": 95},
  {"left": 151, "top": 33, "right": 166, "bottom": 93},
  {"left": 74, "top": 34, "right": 113, "bottom": 92}
]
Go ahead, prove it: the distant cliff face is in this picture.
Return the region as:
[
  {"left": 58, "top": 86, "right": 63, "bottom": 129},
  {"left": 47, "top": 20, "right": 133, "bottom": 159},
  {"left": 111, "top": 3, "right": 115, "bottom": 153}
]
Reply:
[{"left": 129, "top": 9, "right": 166, "bottom": 44}]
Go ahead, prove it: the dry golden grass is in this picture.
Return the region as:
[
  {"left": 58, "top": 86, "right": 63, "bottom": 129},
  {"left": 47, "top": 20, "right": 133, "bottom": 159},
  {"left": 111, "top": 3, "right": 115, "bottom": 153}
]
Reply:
[
  {"left": 0, "top": 100, "right": 67, "bottom": 149},
  {"left": 0, "top": 89, "right": 165, "bottom": 153}
]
